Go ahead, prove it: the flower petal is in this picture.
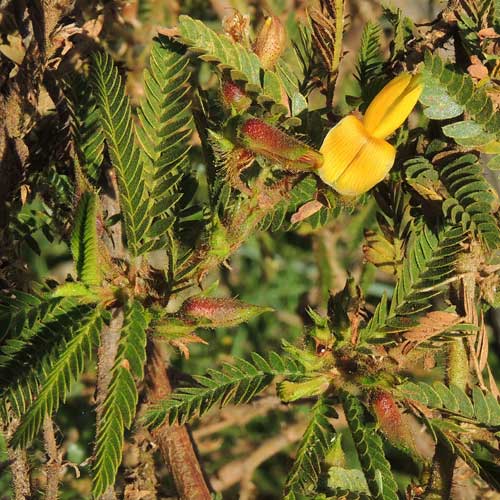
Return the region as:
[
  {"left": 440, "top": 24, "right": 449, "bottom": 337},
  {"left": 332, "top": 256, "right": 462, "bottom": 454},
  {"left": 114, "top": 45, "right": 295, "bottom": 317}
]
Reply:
[
  {"left": 363, "top": 73, "right": 423, "bottom": 139},
  {"left": 332, "top": 137, "right": 396, "bottom": 196},
  {"left": 318, "top": 115, "right": 368, "bottom": 186}
]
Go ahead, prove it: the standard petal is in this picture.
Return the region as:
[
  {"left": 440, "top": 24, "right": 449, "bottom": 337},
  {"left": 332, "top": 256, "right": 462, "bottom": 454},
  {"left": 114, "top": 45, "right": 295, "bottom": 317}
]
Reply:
[
  {"left": 363, "top": 73, "right": 412, "bottom": 135},
  {"left": 318, "top": 115, "right": 368, "bottom": 186},
  {"left": 333, "top": 137, "right": 396, "bottom": 196}
]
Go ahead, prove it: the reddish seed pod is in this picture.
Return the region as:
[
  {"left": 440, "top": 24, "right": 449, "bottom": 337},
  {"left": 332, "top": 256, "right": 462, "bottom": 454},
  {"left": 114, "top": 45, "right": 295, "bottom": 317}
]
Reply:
[
  {"left": 238, "top": 118, "right": 323, "bottom": 170},
  {"left": 370, "top": 389, "right": 417, "bottom": 454},
  {"left": 181, "top": 297, "right": 272, "bottom": 328},
  {"left": 253, "top": 16, "right": 286, "bottom": 70}
]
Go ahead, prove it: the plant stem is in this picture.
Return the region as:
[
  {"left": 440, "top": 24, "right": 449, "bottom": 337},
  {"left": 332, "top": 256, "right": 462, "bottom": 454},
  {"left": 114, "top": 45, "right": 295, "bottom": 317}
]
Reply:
[
  {"left": 145, "top": 341, "right": 211, "bottom": 500},
  {"left": 43, "top": 416, "right": 61, "bottom": 500},
  {"left": 4, "top": 418, "right": 31, "bottom": 499},
  {"left": 95, "top": 308, "right": 124, "bottom": 500}
]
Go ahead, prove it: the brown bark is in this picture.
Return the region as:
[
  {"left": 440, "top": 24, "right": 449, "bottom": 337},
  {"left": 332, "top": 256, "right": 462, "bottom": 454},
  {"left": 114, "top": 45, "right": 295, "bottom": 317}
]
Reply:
[
  {"left": 146, "top": 341, "right": 211, "bottom": 500},
  {"left": 43, "top": 417, "right": 61, "bottom": 500}
]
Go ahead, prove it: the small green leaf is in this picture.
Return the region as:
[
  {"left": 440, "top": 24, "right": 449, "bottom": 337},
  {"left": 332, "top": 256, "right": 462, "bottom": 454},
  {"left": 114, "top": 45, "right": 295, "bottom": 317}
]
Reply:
[{"left": 442, "top": 121, "right": 484, "bottom": 139}]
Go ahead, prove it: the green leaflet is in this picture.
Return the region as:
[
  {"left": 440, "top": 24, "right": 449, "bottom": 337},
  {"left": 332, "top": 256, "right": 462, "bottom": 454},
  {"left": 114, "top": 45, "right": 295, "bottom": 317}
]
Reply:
[
  {"left": 398, "top": 380, "right": 500, "bottom": 427},
  {"left": 143, "top": 352, "right": 304, "bottom": 428},
  {"left": 354, "top": 22, "right": 384, "bottom": 107},
  {"left": 260, "top": 177, "right": 339, "bottom": 232},
  {"left": 10, "top": 308, "right": 105, "bottom": 448},
  {"left": 0, "top": 296, "right": 93, "bottom": 417},
  {"left": 422, "top": 52, "right": 500, "bottom": 142},
  {"left": 342, "top": 394, "right": 398, "bottom": 500},
  {"left": 90, "top": 52, "right": 151, "bottom": 256},
  {"left": 405, "top": 154, "right": 500, "bottom": 249},
  {"left": 390, "top": 225, "right": 467, "bottom": 316},
  {"left": 284, "top": 397, "right": 337, "bottom": 497},
  {"left": 71, "top": 191, "right": 100, "bottom": 286},
  {"left": 65, "top": 73, "right": 105, "bottom": 183},
  {"left": 136, "top": 37, "right": 193, "bottom": 255},
  {"left": 328, "top": 467, "right": 370, "bottom": 494},
  {"left": 177, "top": 15, "right": 286, "bottom": 108},
  {"left": 92, "top": 301, "right": 149, "bottom": 497}
]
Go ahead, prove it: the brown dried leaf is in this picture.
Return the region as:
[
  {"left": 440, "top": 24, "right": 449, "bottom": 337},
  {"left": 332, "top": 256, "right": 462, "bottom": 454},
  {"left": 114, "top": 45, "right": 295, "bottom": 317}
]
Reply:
[
  {"left": 478, "top": 28, "right": 500, "bottom": 39},
  {"left": 290, "top": 200, "right": 323, "bottom": 224},
  {"left": 476, "top": 317, "right": 489, "bottom": 372},
  {"left": 170, "top": 334, "right": 208, "bottom": 359},
  {"left": 0, "top": 34, "right": 26, "bottom": 65},
  {"left": 468, "top": 55, "right": 489, "bottom": 80},
  {"left": 400, "top": 311, "right": 463, "bottom": 354}
]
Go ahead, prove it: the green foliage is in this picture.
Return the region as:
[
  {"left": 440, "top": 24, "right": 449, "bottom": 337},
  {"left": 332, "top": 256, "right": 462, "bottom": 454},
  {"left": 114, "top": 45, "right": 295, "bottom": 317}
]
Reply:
[
  {"left": 90, "top": 52, "right": 151, "bottom": 256},
  {"left": 399, "top": 381, "right": 500, "bottom": 426},
  {"left": 342, "top": 394, "right": 398, "bottom": 500},
  {"left": 354, "top": 22, "right": 384, "bottom": 106},
  {"left": 0, "top": 295, "right": 93, "bottom": 417},
  {"left": 136, "top": 37, "right": 193, "bottom": 255},
  {"left": 261, "top": 177, "right": 338, "bottom": 231},
  {"left": 92, "top": 301, "right": 149, "bottom": 497},
  {"left": 144, "top": 352, "right": 305, "bottom": 427},
  {"left": 406, "top": 154, "right": 500, "bottom": 249},
  {"left": 389, "top": 224, "right": 467, "bottom": 316},
  {"left": 65, "top": 74, "right": 105, "bottom": 183},
  {"left": 178, "top": 15, "right": 262, "bottom": 91},
  {"left": 71, "top": 192, "right": 100, "bottom": 286},
  {"left": 422, "top": 52, "right": 500, "bottom": 141},
  {"left": 10, "top": 309, "right": 105, "bottom": 448},
  {"left": 429, "top": 420, "right": 500, "bottom": 491},
  {"left": 284, "top": 397, "right": 337, "bottom": 497}
]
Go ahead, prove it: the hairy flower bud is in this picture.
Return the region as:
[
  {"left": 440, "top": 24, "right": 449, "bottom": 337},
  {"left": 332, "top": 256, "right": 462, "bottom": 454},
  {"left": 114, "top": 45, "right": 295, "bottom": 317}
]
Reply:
[
  {"left": 370, "top": 389, "right": 417, "bottom": 455},
  {"left": 253, "top": 16, "right": 286, "bottom": 69},
  {"left": 237, "top": 117, "right": 323, "bottom": 170},
  {"left": 221, "top": 79, "right": 252, "bottom": 112},
  {"left": 181, "top": 297, "right": 272, "bottom": 328}
]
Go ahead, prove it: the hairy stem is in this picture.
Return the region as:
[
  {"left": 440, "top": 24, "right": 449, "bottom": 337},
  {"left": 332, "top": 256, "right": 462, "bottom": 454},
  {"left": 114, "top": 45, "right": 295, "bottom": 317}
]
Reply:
[
  {"left": 43, "top": 417, "right": 61, "bottom": 500},
  {"left": 94, "top": 308, "right": 124, "bottom": 500},
  {"left": 145, "top": 341, "right": 211, "bottom": 500},
  {"left": 4, "top": 418, "right": 31, "bottom": 499}
]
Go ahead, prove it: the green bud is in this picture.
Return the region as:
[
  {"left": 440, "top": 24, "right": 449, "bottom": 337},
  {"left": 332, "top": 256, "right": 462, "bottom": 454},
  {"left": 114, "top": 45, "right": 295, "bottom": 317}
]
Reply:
[{"left": 278, "top": 375, "right": 330, "bottom": 402}]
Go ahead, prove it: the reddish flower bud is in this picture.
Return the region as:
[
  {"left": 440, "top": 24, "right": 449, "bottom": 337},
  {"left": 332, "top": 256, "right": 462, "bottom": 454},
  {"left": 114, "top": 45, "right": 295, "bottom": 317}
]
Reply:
[
  {"left": 253, "top": 16, "right": 286, "bottom": 70},
  {"left": 238, "top": 118, "right": 323, "bottom": 171},
  {"left": 181, "top": 297, "right": 272, "bottom": 328},
  {"left": 221, "top": 80, "right": 251, "bottom": 112},
  {"left": 370, "top": 389, "right": 417, "bottom": 455}
]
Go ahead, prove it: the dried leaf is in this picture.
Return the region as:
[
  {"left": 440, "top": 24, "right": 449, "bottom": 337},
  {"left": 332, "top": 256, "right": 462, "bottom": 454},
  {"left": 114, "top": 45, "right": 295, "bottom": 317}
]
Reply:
[
  {"left": 478, "top": 28, "right": 500, "bottom": 39},
  {"left": 467, "top": 56, "right": 488, "bottom": 80},
  {"left": 476, "top": 316, "right": 489, "bottom": 372},
  {"left": 401, "top": 311, "right": 463, "bottom": 353},
  {"left": 290, "top": 200, "right": 323, "bottom": 224}
]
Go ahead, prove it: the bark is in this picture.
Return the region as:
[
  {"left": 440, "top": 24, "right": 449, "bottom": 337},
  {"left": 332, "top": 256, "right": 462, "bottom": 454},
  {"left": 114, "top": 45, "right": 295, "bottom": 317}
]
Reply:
[{"left": 146, "top": 341, "right": 211, "bottom": 500}]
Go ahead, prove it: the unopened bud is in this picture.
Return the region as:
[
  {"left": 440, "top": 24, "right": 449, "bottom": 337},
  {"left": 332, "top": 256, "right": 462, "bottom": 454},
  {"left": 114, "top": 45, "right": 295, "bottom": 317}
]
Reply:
[
  {"left": 278, "top": 375, "right": 330, "bottom": 402},
  {"left": 370, "top": 389, "right": 417, "bottom": 456},
  {"left": 181, "top": 297, "right": 272, "bottom": 328},
  {"left": 237, "top": 117, "right": 323, "bottom": 170},
  {"left": 253, "top": 16, "right": 286, "bottom": 70},
  {"left": 221, "top": 79, "right": 252, "bottom": 112}
]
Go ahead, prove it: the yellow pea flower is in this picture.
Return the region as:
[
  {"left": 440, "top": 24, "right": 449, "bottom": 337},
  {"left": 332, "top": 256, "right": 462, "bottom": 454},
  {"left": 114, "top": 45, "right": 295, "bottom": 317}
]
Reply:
[{"left": 318, "top": 73, "right": 423, "bottom": 196}]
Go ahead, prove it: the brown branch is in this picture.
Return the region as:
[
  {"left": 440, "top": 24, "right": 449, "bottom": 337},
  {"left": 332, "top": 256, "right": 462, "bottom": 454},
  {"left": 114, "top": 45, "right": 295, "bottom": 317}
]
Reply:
[
  {"left": 43, "top": 416, "right": 62, "bottom": 500},
  {"left": 94, "top": 308, "right": 124, "bottom": 500},
  {"left": 210, "top": 420, "right": 307, "bottom": 496},
  {"left": 4, "top": 418, "right": 31, "bottom": 499},
  {"left": 145, "top": 341, "right": 211, "bottom": 500}
]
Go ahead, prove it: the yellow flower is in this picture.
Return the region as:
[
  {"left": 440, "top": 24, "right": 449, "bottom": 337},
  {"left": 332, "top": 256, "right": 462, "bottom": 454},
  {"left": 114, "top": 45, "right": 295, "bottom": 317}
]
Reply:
[{"left": 318, "top": 73, "right": 423, "bottom": 196}]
